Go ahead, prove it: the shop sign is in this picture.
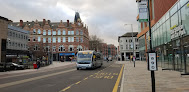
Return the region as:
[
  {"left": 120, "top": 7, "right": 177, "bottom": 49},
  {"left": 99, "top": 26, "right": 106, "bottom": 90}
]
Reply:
[
  {"left": 138, "top": 0, "right": 148, "bottom": 22},
  {"left": 170, "top": 25, "right": 186, "bottom": 40}
]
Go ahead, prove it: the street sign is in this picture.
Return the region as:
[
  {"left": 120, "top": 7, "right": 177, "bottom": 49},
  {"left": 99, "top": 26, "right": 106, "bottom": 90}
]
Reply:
[
  {"left": 148, "top": 52, "right": 157, "bottom": 71},
  {"left": 138, "top": 0, "right": 148, "bottom": 22}
]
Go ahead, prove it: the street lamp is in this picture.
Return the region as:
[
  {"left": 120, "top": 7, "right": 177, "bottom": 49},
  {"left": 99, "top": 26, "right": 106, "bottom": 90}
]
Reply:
[
  {"left": 51, "top": 25, "right": 54, "bottom": 64},
  {"left": 124, "top": 24, "right": 135, "bottom": 67}
]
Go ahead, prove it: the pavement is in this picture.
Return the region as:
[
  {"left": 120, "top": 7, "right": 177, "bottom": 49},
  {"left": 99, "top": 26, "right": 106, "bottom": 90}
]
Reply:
[
  {"left": 0, "top": 61, "right": 75, "bottom": 76},
  {"left": 0, "top": 61, "right": 124, "bottom": 92},
  {"left": 117, "top": 61, "right": 189, "bottom": 92}
]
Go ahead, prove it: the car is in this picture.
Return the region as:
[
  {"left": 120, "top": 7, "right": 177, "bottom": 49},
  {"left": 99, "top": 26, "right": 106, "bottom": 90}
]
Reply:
[
  {"left": 0, "top": 63, "right": 12, "bottom": 72},
  {"left": 7, "top": 62, "right": 25, "bottom": 70}
]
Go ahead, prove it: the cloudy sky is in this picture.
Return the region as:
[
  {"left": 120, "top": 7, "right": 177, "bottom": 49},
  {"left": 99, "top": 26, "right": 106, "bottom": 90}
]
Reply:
[{"left": 0, "top": 0, "right": 138, "bottom": 46}]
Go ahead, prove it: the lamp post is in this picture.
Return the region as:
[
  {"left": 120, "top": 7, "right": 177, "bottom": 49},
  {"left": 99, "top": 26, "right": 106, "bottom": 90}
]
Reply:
[
  {"left": 51, "top": 25, "right": 54, "bottom": 64},
  {"left": 124, "top": 24, "right": 135, "bottom": 67}
]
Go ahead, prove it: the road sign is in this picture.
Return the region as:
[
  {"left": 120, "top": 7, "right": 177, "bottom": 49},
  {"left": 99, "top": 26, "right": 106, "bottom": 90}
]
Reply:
[
  {"left": 148, "top": 52, "right": 157, "bottom": 71},
  {"left": 138, "top": 0, "right": 148, "bottom": 22}
]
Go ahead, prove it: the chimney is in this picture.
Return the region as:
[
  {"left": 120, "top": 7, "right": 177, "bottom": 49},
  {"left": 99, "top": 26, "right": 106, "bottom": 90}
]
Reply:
[
  {"left": 67, "top": 20, "right": 69, "bottom": 27},
  {"left": 43, "top": 19, "right": 46, "bottom": 25},
  {"left": 20, "top": 20, "right": 23, "bottom": 27}
]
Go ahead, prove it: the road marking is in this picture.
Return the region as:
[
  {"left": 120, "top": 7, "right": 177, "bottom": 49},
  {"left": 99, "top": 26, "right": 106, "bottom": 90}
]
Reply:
[
  {"left": 75, "top": 81, "right": 81, "bottom": 85},
  {"left": 0, "top": 69, "right": 75, "bottom": 88},
  {"left": 61, "top": 86, "right": 71, "bottom": 92},
  {"left": 83, "top": 77, "right": 88, "bottom": 80},
  {"left": 112, "top": 64, "right": 124, "bottom": 92}
]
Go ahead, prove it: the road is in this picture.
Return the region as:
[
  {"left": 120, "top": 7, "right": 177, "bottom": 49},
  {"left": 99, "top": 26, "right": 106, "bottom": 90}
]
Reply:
[{"left": 0, "top": 61, "right": 124, "bottom": 92}]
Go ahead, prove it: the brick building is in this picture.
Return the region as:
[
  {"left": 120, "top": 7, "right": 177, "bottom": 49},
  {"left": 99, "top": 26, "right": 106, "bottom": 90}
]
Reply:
[
  {"left": 12, "top": 12, "right": 89, "bottom": 61},
  {"left": 101, "top": 43, "right": 108, "bottom": 59},
  {"left": 107, "top": 44, "right": 117, "bottom": 59},
  {"left": 0, "top": 16, "right": 9, "bottom": 63},
  {"left": 136, "top": 0, "right": 189, "bottom": 74}
]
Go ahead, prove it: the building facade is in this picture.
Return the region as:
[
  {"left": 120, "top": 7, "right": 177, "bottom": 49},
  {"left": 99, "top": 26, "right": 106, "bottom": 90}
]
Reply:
[
  {"left": 136, "top": 0, "right": 189, "bottom": 73},
  {"left": 118, "top": 32, "right": 139, "bottom": 61},
  {"left": 6, "top": 25, "right": 29, "bottom": 63},
  {"left": 0, "top": 16, "right": 9, "bottom": 63},
  {"left": 12, "top": 12, "right": 89, "bottom": 61},
  {"left": 107, "top": 44, "right": 117, "bottom": 59},
  {"left": 101, "top": 43, "right": 108, "bottom": 59}
]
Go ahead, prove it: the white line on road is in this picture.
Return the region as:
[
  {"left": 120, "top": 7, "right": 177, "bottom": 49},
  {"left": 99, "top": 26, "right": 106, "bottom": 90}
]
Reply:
[{"left": 0, "top": 69, "right": 75, "bottom": 89}]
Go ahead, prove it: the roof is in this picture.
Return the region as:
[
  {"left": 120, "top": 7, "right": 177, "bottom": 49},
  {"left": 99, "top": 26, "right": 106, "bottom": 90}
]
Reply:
[
  {"left": 0, "top": 16, "right": 9, "bottom": 21},
  {"left": 118, "top": 32, "right": 138, "bottom": 42},
  {"left": 8, "top": 25, "right": 30, "bottom": 34},
  {"left": 120, "top": 32, "right": 138, "bottom": 37}
]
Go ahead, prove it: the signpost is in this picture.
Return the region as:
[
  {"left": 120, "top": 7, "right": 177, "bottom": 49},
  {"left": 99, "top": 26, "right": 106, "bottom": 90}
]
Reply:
[
  {"left": 148, "top": 52, "right": 157, "bottom": 71},
  {"left": 138, "top": 0, "right": 148, "bottom": 22}
]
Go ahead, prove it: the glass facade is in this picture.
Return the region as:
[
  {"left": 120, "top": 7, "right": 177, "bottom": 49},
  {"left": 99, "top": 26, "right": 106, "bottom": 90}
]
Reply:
[{"left": 150, "top": 0, "right": 189, "bottom": 73}]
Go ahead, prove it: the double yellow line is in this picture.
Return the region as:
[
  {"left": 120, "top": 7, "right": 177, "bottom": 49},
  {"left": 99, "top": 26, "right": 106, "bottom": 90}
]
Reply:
[{"left": 112, "top": 64, "right": 124, "bottom": 92}]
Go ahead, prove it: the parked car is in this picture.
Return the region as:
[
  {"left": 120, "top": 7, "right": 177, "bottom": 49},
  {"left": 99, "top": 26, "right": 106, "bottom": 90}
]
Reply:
[
  {"left": 7, "top": 62, "right": 25, "bottom": 70},
  {"left": 0, "top": 63, "right": 11, "bottom": 72}
]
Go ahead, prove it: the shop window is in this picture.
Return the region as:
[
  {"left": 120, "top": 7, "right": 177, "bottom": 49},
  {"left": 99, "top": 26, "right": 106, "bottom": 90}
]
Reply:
[
  {"left": 165, "top": 19, "right": 171, "bottom": 42},
  {"left": 170, "top": 13, "right": 179, "bottom": 28},
  {"left": 181, "top": 3, "right": 189, "bottom": 35}
]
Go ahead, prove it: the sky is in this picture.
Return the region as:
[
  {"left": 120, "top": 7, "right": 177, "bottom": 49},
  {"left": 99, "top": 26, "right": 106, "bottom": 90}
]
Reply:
[{"left": 0, "top": 0, "right": 138, "bottom": 46}]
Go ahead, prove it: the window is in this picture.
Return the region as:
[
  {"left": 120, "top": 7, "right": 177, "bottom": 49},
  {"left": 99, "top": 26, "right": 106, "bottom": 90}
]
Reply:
[
  {"left": 68, "top": 37, "right": 74, "bottom": 42},
  {"left": 181, "top": 3, "right": 189, "bottom": 35},
  {"left": 77, "top": 45, "right": 83, "bottom": 51},
  {"left": 120, "top": 45, "right": 123, "bottom": 50},
  {"left": 126, "top": 39, "right": 127, "bottom": 42},
  {"left": 53, "top": 37, "right": 56, "bottom": 43},
  {"left": 38, "top": 37, "right": 41, "bottom": 42},
  {"left": 135, "top": 38, "right": 138, "bottom": 42},
  {"left": 80, "top": 37, "right": 83, "bottom": 42},
  {"left": 129, "top": 39, "right": 132, "bottom": 42},
  {"left": 34, "top": 45, "right": 39, "bottom": 51},
  {"left": 170, "top": 12, "right": 179, "bottom": 28},
  {"left": 15, "top": 43, "right": 17, "bottom": 47},
  {"left": 58, "top": 29, "right": 61, "bottom": 35},
  {"left": 21, "top": 34, "right": 23, "bottom": 39},
  {"left": 136, "top": 45, "right": 138, "bottom": 50},
  {"left": 38, "top": 29, "right": 41, "bottom": 34},
  {"left": 33, "top": 29, "right": 36, "bottom": 34},
  {"left": 53, "top": 31, "right": 56, "bottom": 35},
  {"left": 68, "top": 45, "right": 74, "bottom": 51},
  {"left": 43, "top": 37, "right": 46, "bottom": 43},
  {"left": 59, "top": 45, "right": 65, "bottom": 52},
  {"left": 33, "top": 36, "right": 36, "bottom": 42},
  {"left": 43, "top": 30, "right": 46, "bottom": 35},
  {"left": 152, "top": 0, "right": 155, "bottom": 19},
  {"left": 76, "top": 37, "right": 79, "bottom": 42},
  {"left": 126, "top": 45, "right": 128, "bottom": 49},
  {"left": 23, "top": 35, "right": 25, "bottom": 39},
  {"left": 15, "top": 33, "right": 17, "bottom": 38},
  {"left": 63, "top": 37, "right": 66, "bottom": 42},
  {"left": 80, "top": 30, "right": 83, "bottom": 35},
  {"left": 58, "top": 37, "right": 61, "bottom": 43},
  {"left": 48, "top": 37, "right": 51, "bottom": 43},
  {"left": 48, "top": 30, "right": 51, "bottom": 35},
  {"left": 9, "top": 31, "right": 12, "bottom": 36},
  {"left": 12, "top": 32, "right": 15, "bottom": 37},
  {"left": 28, "top": 38, "right": 30, "bottom": 41},
  {"left": 63, "top": 30, "right": 66, "bottom": 35},
  {"left": 76, "top": 30, "right": 79, "bottom": 35},
  {"left": 53, "top": 46, "right": 56, "bottom": 52},
  {"left": 12, "top": 42, "right": 14, "bottom": 46}
]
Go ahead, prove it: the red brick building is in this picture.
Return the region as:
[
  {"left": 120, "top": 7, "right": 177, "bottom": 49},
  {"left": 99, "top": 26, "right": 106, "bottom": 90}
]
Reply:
[
  {"left": 107, "top": 44, "right": 117, "bottom": 59},
  {"left": 101, "top": 43, "right": 108, "bottom": 58},
  {"left": 12, "top": 12, "right": 89, "bottom": 61}
]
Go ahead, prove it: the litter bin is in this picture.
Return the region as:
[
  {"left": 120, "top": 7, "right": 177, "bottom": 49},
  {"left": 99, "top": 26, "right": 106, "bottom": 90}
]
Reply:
[{"left": 33, "top": 64, "right": 37, "bottom": 69}]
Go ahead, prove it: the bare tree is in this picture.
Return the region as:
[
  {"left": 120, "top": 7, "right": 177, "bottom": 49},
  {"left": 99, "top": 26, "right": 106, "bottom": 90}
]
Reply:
[{"left": 89, "top": 35, "right": 103, "bottom": 52}]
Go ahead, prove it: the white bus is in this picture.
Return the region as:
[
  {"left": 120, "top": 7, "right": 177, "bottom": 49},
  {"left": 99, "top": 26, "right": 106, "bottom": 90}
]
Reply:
[{"left": 76, "top": 50, "right": 103, "bottom": 70}]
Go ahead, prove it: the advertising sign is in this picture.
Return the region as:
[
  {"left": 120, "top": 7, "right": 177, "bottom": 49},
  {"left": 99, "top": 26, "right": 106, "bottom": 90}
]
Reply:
[
  {"left": 148, "top": 52, "right": 158, "bottom": 71},
  {"left": 138, "top": 0, "right": 148, "bottom": 22}
]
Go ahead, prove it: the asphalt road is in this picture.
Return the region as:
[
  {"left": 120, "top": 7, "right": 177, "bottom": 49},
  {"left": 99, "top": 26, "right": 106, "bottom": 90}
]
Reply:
[{"left": 0, "top": 61, "right": 124, "bottom": 92}]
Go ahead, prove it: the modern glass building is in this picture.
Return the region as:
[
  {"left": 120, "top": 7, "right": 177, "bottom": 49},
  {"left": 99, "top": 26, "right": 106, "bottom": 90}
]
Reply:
[{"left": 137, "top": 0, "right": 189, "bottom": 74}]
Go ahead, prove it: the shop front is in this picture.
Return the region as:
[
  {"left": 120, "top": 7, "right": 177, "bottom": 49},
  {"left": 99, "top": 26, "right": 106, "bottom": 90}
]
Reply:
[{"left": 59, "top": 53, "right": 75, "bottom": 61}]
